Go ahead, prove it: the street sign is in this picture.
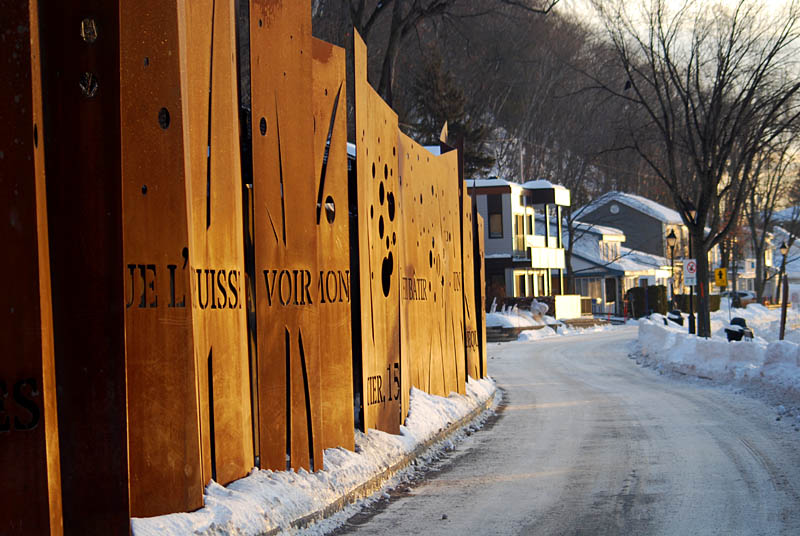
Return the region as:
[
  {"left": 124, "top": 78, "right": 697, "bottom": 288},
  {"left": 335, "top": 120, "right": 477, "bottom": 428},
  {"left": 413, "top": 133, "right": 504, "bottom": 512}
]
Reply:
[
  {"left": 714, "top": 267, "right": 728, "bottom": 288},
  {"left": 684, "top": 258, "right": 697, "bottom": 286}
]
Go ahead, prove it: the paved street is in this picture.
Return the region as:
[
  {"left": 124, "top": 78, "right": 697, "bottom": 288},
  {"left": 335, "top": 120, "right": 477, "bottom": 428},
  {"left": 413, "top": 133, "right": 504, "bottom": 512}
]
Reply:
[{"left": 335, "top": 327, "right": 800, "bottom": 535}]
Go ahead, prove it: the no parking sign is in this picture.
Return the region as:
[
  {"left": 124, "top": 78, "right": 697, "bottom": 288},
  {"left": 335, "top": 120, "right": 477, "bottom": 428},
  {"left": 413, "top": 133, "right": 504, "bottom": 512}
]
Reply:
[{"left": 684, "top": 259, "right": 697, "bottom": 286}]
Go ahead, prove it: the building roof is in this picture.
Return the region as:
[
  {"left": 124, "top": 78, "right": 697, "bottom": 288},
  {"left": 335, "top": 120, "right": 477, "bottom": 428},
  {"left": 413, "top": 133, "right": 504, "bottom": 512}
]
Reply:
[
  {"left": 579, "top": 191, "right": 683, "bottom": 225},
  {"left": 569, "top": 229, "right": 667, "bottom": 276},
  {"left": 573, "top": 220, "right": 625, "bottom": 239}
]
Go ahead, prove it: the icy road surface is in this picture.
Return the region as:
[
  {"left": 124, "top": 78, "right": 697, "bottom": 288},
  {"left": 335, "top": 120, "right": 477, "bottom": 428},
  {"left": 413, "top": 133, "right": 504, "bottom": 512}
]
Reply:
[{"left": 333, "top": 327, "right": 800, "bottom": 535}]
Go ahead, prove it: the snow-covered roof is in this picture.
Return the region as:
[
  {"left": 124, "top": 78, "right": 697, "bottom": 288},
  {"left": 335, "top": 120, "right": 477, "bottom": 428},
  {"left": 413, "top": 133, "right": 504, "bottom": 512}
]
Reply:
[
  {"left": 573, "top": 220, "right": 625, "bottom": 239},
  {"left": 522, "top": 179, "right": 567, "bottom": 192},
  {"left": 569, "top": 229, "right": 666, "bottom": 276},
  {"left": 467, "top": 177, "right": 513, "bottom": 188},
  {"left": 579, "top": 191, "right": 683, "bottom": 224}
]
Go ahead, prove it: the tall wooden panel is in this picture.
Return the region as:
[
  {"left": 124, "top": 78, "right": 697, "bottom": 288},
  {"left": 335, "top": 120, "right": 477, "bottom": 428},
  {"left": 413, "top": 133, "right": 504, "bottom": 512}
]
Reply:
[
  {"left": 432, "top": 150, "right": 466, "bottom": 395},
  {"left": 250, "top": 2, "right": 323, "bottom": 471},
  {"left": 184, "top": 0, "right": 253, "bottom": 486},
  {"left": 38, "top": 1, "right": 131, "bottom": 532},
  {"left": 476, "top": 213, "right": 488, "bottom": 377},
  {"left": 353, "top": 32, "right": 404, "bottom": 433},
  {"left": 398, "top": 135, "right": 440, "bottom": 397},
  {"left": 0, "top": 2, "right": 63, "bottom": 533},
  {"left": 461, "top": 188, "right": 480, "bottom": 380},
  {"left": 120, "top": 0, "right": 204, "bottom": 516},
  {"left": 312, "top": 38, "right": 356, "bottom": 453}
]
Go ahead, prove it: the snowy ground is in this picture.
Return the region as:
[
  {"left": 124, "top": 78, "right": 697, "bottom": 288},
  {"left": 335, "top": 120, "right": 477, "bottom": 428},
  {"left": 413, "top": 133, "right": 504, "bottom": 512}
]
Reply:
[
  {"left": 132, "top": 378, "right": 497, "bottom": 536},
  {"left": 634, "top": 302, "right": 800, "bottom": 411},
  {"left": 486, "top": 306, "right": 619, "bottom": 342}
]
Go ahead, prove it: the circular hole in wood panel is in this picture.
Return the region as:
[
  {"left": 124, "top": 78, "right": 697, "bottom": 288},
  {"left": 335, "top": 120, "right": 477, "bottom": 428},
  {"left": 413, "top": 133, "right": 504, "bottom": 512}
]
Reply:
[
  {"left": 379, "top": 182, "right": 385, "bottom": 205},
  {"left": 325, "top": 195, "right": 335, "bottom": 223},
  {"left": 379, "top": 215, "right": 384, "bottom": 238},
  {"left": 260, "top": 117, "right": 267, "bottom": 136},
  {"left": 387, "top": 192, "right": 395, "bottom": 221},
  {"left": 158, "top": 107, "right": 170, "bottom": 129}
]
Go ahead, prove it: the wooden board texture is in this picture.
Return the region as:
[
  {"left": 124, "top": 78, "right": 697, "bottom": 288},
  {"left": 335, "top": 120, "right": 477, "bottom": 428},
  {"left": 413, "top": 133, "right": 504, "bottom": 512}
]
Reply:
[
  {"left": 38, "top": 1, "right": 131, "bottom": 533},
  {"left": 476, "top": 213, "right": 488, "bottom": 377},
  {"left": 250, "top": 1, "right": 324, "bottom": 471},
  {"left": 0, "top": 1, "right": 63, "bottom": 533},
  {"left": 312, "top": 37, "right": 356, "bottom": 453},
  {"left": 120, "top": 0, "right": 204, "bottom": 517},
  {"left": 398, "top": 134, "right": 439, "bottom": 397},
  {"left": 353, "top": 32, "right": 404, "bottom": 433},
  {"left": 184, "top": 0, "right": 253, "bottom": 487},
  {"left": 461, "top": 188, "right": 481, "bottom": 380}
]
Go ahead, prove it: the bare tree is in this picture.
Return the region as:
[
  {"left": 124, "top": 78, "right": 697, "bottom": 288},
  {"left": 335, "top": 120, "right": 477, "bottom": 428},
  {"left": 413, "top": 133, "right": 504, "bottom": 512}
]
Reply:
[
  {"left": 744, "top": 136, "right": 799, "bottom": 300},
  {"left": 590, "top": 0, "right": 800, "bottom": 336}
]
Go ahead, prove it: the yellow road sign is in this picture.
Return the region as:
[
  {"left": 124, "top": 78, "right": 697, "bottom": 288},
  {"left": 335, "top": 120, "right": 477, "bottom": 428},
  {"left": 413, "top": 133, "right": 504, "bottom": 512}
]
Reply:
[{"left": 715, "top": 267, "right": 728, "bottom": 288}]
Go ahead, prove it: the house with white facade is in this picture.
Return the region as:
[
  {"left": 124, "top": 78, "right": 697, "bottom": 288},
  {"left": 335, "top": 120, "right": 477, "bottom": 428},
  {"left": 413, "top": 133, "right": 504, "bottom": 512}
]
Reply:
[{"left": 467, "top": 178, "right": 582, "bottom": 318}]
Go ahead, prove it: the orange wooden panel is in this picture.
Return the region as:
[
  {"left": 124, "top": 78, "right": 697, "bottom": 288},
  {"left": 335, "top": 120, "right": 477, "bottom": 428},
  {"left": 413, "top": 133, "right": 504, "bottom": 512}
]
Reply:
[
  {"left": 0, "top": 2, "right": 62, "bottom": 533},
  {"left": 461, "top": 188, "right": 481, "bottom": 380},
  {"left": 120, "top": 0, "right": 204, "bottom": 517},
  {"left": 476, "top": 213, "right": 488, "bottom": 377},
  {"left": 250, "top": 1, "right": 324, "bottom": 471},
  {"left": 312, "top": 38, "right": 356, "bottom": 454},
  {"left": 353, "top": 32, "right": 404, "bottom": 433},
  {"left": 398, "top": 134, "right": 440, "bottom": 397},
  {"left": 38, "top": 2, "right": 131, "bottom": 532},
  {"left": 184, "top": 0, "right": 253, "bottom": 487},
  {"left": 432, "top": 150, "right": 466, "bottom": 396}
]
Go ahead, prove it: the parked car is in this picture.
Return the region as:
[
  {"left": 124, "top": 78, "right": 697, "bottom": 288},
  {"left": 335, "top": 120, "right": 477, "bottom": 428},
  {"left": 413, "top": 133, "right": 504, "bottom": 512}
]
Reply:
[{"left": 720, "top": 290, "right": 757, "bottom": 307}]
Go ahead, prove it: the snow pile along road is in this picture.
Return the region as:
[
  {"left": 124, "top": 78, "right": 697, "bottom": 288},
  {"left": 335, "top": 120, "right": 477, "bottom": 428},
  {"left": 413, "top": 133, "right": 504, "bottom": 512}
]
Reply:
[
  {"left": 635, "top": 304, "right": 800, "bottom": 397},
  {"left": 131, "top": 377, "right": 496, "bottom": 536}
]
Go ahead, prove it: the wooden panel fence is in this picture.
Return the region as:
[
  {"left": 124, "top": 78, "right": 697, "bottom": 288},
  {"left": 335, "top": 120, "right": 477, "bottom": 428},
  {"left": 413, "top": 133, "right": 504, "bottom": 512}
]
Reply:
[{"left": 0, "top": 2, "right": 488, "bottom": 531}]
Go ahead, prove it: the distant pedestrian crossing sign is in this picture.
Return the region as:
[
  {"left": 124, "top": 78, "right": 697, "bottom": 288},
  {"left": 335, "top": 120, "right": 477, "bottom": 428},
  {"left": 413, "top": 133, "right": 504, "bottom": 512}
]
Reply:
[{"left": 714, "top": 267, "right": 728, "bottom": 288}]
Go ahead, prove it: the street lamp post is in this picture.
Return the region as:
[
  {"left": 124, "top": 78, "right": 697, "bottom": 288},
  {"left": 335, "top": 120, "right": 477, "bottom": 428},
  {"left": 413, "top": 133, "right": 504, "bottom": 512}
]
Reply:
[
  {"left": 687, "top": 205, "right": 697, "bottom": 335},
  {"left": 667, "top": 229, "right": 677, "bottom": 309},
  {"left": 780, "top": 241, "right": 789, "bottom": 340}
]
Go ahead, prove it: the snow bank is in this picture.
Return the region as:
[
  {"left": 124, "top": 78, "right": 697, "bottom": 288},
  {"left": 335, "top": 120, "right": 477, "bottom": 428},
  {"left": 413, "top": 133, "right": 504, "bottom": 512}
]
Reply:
[
  {"left": 131, "top": 377, "right": 496, "bottom": 536},
  {"left": 636, "top": 311, "right": 800, "bottom": 396}
]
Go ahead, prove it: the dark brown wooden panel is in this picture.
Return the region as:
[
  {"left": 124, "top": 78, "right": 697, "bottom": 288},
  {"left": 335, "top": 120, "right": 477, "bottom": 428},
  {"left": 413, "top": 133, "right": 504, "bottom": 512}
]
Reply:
[
  {"left": 461, "top": 188, "right": 480, "bottom": 380},
  {"left": 120, "top": 0, "right": 204, "bottom": 517},
  {"left": 476, "top": 213, "right": 488, "bottom": 377},
  {"left": 312, "top": 38, "right": 356, "bottom": 454},
  {"left": 250, "top": 1, "right": 323, "bottom": 471},
  {"left": 353, "top": 32, "right": 404, "bottom": 433},
  {"left": 184, "top": 0, "right": 253, "bottom": 487},
  {"left": 38, "top": 1, "right": 131, "bottom": 532},
  {"left": 0, "top": 2, "right": 63, "bottom": 533}
]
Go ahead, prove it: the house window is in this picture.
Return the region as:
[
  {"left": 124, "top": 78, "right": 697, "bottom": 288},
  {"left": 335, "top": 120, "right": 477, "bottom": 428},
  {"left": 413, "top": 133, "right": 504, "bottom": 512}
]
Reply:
[
  {"left": 605, "top": 278, "right": 617, "bottom": 302},
  {"left": 527, "top": 215, "right": 533, "bottom": 235},
  {"left": 517, "top": 274, "right": 526, "bottom": 296},
  {"left": 488, "top": 194, "right": 503, "bottom": 238}
]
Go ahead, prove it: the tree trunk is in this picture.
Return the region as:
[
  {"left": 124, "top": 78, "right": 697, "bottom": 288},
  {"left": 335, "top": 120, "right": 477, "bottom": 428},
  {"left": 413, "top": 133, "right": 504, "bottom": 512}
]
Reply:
[{"left": 694, "top": 226, "right": 712, "bottom": 338}]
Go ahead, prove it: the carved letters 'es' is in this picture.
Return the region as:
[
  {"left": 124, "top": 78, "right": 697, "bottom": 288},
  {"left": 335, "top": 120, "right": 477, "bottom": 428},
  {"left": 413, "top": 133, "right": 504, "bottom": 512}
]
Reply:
[
  {"left": 120, "top": 0, "right": 203, "bottom": 517},
  {"left": 251, "top": 1, "right": 324, "bottom": 471},
  {"left": 0, "top": 2, "right": 63, "bottom": 533},
  {"left": 184, "top": 0, "right": 253, "bottom": 488},
  {"left": 460, "top": 188, "right": 481, "bottom": 380},
  {"left": 354, "top": 32, "right": 404, "bottom": 433}
]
